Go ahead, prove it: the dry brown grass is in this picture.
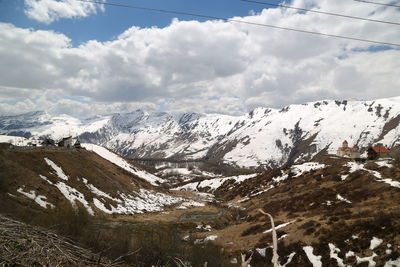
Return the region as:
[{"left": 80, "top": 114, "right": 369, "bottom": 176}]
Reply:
[{"left": 0, "top": 214, "right": 122, "bottom": 266}]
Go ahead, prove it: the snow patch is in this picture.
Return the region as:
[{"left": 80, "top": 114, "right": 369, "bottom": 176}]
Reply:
[
  {"left": 256, "top": 247, "right": 266, "bottom": 257},
  {"left": 44, "top": 158, "right": 69, "bottom": 181},
  {"left": 375, "top": 160, "right": 394, "bottom": 168},
  {"left": 356, "top": 253, "right": 377, "bottom": 267},
  {"left": 17, "top": 187, "right": 54, "bottom": 209},
  {"left": 341, "top": 174, "right": 349, "bottom": 181},
  {"left": 291, "top": 162, "right": 326, "bottom": 177},
  {"left": 194, "top": 235, "right": 218, "bottom": 244},
  {"left": 39, "top": 175, "right": 94, "bottom": 215},
  {"left": 176, "top": 173, "right": 259, "bottom": 192},
  {"left": 346, "top": 162, "right": 400, "bottom": 189},
  {"left": 82, "top": 178, "right": 114, "bottom": 200},
  {"left": 370, "top": 237, "right": 383, "bottom": 250},
  {"left": 303, "top": 246, "right": 322, "bottom": 267},
  {"left": 204, "top": 235, "right": 218, "bottom": 242},
  {"left": 93, "top": 198, "right": 113, "bottom": 214},
  {"left": 279, "top": 252, "right": 296, "bottom": 267},
  {"left": 272, "top": 173, "right": 289, "bottom": 183},
  {"left": 90, "top": 188, "right": 201, "bottom": 215},
  {"left": 176, "top": 200, "right": 205, "bottom": 210},
  {"left": 196, "top": 224, "right": 212, "bottom": 232},
  {"left": 329, "top": 243, "right": 345, "bottom": 267},
  {"left": 336, "top": 194, "right": 352, "bottom": 204},
  {"left": 384, "top": 257, "right": 400, "bottom": 267},
  {"left": 377, "top": 178, "right": 400, "bottom": 188}
]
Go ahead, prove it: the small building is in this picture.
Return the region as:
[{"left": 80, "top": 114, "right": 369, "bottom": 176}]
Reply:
[
  {"left": 58, "top": 136, "right": 74, "bottom": 148},
  {"left": 74, "top": 139, "right": 82, "bottom": 149},
  {"left": 41, "top": 138, "right": 55, "bottom": 147},
  {"left": 337, "top": 140, "right": 361, "bottom": 159},
  {"left": 367, "top": 145, "right": 390, "bottom": 160}
]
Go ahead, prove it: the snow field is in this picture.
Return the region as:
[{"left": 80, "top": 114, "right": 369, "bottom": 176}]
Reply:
[
  {"left": 82, "top": 176, "right": 205, "bottom": 214},
  {"left": 176, "top": 173, "right": 259, "bottom": 192}
]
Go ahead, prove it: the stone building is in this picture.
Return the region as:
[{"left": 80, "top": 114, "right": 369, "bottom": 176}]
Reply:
[
  {"left": 337, "top": 140, "right": 361, "bottom": 159},
  {"left": 58, "top": 136, "right": 74, "bottom": 148}
]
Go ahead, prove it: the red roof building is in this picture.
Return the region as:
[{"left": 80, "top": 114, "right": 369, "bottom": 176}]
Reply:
[
  {"left": 370, "top": 147, "right": 390, "bottom": 153},
  {"left": 367, "top": 145, "right": 390, "bottom": 160}
]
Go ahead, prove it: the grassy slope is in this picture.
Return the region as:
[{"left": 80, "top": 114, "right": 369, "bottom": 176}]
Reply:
[
  {"left": 0, "top": 147, "right": 164, "bottom": 221},
  {"left": 209, "top": 155, "right": 400, "bottom": 265}
]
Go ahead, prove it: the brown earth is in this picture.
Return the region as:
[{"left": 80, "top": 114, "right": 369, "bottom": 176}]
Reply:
[{"left": 1, "top": 146, "right": 400, "bottom": 266}]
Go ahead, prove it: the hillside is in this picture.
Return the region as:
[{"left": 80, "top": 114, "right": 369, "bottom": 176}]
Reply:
[
  {"left": 0, "top": 145, "right": 204, "bottom": 218},
  {"left": 1, "top": 97, "right": 399, "bottom": 168},
  {"left": 175, "top": 156, "right": 400, "bottom": 266}
]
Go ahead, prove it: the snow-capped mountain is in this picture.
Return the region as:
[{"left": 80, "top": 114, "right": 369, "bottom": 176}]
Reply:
[{"left": 1, "top": 97, "right": 399, "bottom": 168}]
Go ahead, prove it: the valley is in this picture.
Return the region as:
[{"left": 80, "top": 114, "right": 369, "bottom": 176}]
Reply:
[{"left": 1, "top": 140, "right": 399, "bottom": 266}]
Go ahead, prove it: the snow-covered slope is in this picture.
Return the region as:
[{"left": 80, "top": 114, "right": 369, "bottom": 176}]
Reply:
[
  {"left": 1, "top": 97, "right": 399, "bottom": 168},
  {"left": 81, "top": 143, "right": 164, "bottom": 186},
  {"left": 0, "top": 111, "right": 110, "bottom": 140},
  {"left": 216, "top": 97, "right": 400, "bottom": 167}
]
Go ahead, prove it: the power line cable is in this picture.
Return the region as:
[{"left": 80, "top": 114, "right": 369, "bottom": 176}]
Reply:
[
  {"left": 76, "top": 0, "right": 400, "bottom": 47},
  {"left": 354, "top": 0, "right": 400, "bottom": 8},
  {"left": 241, "top": 0, "right": 400, "bottom": 26}
]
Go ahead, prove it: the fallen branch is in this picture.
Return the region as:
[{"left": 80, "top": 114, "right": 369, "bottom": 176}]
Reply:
[
  {"left": 0, "top": 214, "right": 121, "bottom": 266},
  {"left": 259, "top": 209, "right": 278, "bottom": 267}
]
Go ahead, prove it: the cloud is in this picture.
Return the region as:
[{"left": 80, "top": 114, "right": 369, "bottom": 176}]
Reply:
[
  {"left": 1, "top": 0, "right": 400, "bottom": 117},
  {"left": 24, "top": 0, "right": 104, "bottom": 24},
  {"left": 0, "top": 94, "right": 157, "bottom": 118}
]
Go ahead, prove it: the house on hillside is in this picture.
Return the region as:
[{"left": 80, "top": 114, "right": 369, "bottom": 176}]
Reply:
[
  {"left": 367, "top": 145, "right": 390, "bottom": 160},
  {"left": 41, "top": 138, "right": 55, "bottom": 147},
  {"left": 27, "top": 139, "right": 40, "bottom": 147},
  {"left": 337, "top": 140, "right": 361, "bottom": 159},
  {"left": 58, "top": 136, "right": 74, "bottom": 148}
]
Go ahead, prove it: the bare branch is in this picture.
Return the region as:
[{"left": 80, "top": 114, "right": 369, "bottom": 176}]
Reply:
[{"left": 259, "top": 209, "right": 278, "bottom": 267}]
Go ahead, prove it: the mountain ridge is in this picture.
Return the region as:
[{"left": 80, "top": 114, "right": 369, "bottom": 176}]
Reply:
[{"left": 1, "top": 96, "right": 399, "bottom": 168}]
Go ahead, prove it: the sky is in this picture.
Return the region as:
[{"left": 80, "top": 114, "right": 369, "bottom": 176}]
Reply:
[{"left": 0, "top": 0, "right": 399, "bottom": 118}]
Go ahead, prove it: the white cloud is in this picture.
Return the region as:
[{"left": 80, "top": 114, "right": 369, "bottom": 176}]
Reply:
[
  {"left": 0, "top": 93, "right": 157, "bottom": 118},
  {"left": 1, "top": 0, "right": 400, "bottom": 117},
  {"left": 24, "top": 0, "right": 104, "bottom": 24}
]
